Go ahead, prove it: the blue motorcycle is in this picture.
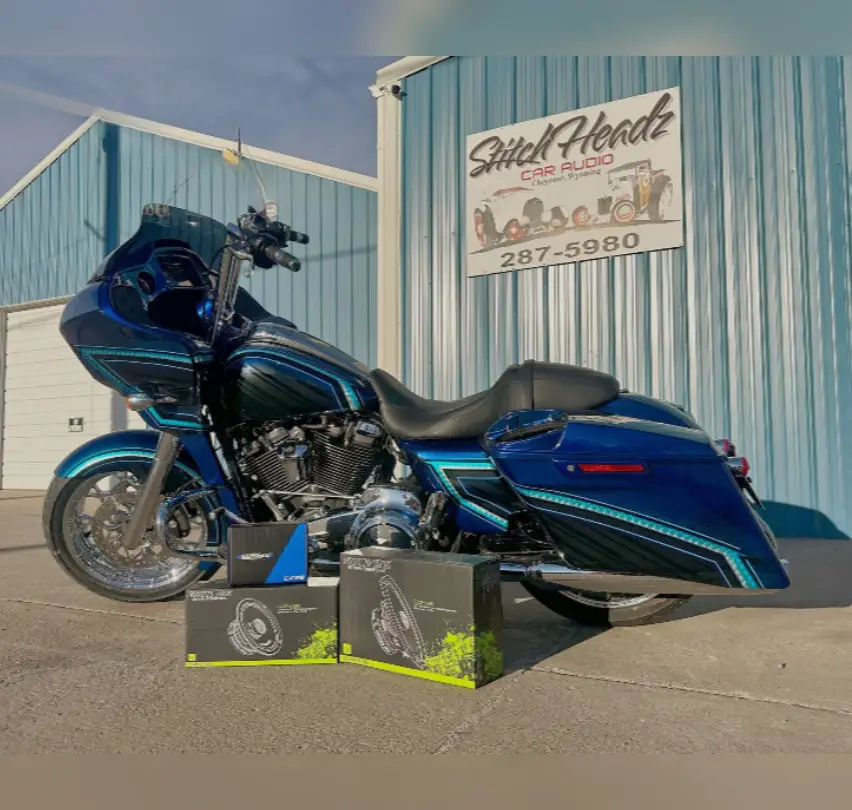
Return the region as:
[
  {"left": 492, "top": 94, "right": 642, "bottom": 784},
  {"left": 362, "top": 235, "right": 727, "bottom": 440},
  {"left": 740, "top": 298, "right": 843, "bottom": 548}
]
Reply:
[{"left": 43, "top": 186, "right": 788, "bottom": 627}]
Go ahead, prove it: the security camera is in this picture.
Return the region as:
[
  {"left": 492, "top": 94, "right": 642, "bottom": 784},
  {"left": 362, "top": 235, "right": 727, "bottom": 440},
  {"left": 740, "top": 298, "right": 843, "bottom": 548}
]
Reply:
[{"left": 368, "top": 83, "right": 403, "bottom": 99}]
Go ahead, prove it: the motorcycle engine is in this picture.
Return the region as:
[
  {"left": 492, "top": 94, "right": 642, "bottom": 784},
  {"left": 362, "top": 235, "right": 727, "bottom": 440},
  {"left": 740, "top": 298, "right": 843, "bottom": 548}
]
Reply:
[{"left": 237, "top": 414, "right": 390, "bottom": 519}]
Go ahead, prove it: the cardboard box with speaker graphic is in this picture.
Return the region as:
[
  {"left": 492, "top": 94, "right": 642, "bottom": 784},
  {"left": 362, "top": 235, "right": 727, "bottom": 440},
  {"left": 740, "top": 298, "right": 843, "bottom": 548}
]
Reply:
[
  {"left": 185, "top": 579, "right": 339, "bottom": 667},
  {"left": 227, "top": 522, "right": 309, "bottom": 587},
  {"left": 338, "top": 547, "right": 504, "bottom": 689}
]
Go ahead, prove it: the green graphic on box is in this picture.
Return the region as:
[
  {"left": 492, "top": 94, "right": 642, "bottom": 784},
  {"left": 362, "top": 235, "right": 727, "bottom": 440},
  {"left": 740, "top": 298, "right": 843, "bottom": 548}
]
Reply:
[{"left": 339, "top": 548, "right": 505, "bottom": 688}]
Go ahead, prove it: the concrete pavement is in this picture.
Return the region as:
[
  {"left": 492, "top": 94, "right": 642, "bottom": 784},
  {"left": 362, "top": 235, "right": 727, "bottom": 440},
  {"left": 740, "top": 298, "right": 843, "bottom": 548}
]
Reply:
[{"left": 2, "top": 489, "right": 852, "bottom": 753}]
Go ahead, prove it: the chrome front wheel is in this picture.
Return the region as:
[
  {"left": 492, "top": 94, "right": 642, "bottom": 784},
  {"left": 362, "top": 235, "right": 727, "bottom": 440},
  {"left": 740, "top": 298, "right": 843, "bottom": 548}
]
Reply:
[{"left": 43, "top": 461, "right": 220, "bottom": 602}]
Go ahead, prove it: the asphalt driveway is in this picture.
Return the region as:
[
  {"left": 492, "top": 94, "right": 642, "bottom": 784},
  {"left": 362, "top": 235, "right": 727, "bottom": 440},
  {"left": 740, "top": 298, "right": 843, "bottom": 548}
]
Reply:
[{"left": 2, "top": 490, "right": 852, "bottom": 753}]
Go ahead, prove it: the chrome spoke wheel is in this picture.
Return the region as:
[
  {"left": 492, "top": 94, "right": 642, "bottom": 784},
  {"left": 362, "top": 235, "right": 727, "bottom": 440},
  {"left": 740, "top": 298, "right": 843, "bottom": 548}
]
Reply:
[
  {"left": 557, "top": 589, "right": 658, "bottom": 610},
  {"left": 63, "top": 469, "right": 205, "bottom": 593}
]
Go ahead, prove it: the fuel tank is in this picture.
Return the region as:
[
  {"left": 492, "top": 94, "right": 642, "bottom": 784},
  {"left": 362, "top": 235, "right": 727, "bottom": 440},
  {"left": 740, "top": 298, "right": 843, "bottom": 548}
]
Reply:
[{"left": 220, "top": 321, "right": 379, "bottom": 422}]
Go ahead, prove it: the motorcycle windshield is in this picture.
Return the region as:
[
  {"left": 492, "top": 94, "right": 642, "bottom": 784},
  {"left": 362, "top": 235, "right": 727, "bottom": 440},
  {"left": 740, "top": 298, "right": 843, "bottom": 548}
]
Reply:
[{"left": 90, "top": 203, "right": 229, "bottom": 281}]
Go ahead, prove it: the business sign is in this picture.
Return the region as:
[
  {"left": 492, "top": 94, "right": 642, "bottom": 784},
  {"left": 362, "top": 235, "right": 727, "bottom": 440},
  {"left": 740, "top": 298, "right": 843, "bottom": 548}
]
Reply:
[{"left": 465, "top": 87, "right": 683, "bottom": 278}]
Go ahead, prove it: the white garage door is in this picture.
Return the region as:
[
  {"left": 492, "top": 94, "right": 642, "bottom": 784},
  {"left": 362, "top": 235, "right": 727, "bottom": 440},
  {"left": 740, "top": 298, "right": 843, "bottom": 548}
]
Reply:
[{"left": 2, "top": 303, "right": 146, "bottom": 490}]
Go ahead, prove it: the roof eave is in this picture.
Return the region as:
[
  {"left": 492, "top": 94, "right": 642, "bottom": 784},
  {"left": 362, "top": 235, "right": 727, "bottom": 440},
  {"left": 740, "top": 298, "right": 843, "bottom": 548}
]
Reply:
[
  {"left": 376, "top": 56, "right": 451, "bottom": 84},
  {"left": 0, "top": 104, "right": 378, "bottom": 213}
]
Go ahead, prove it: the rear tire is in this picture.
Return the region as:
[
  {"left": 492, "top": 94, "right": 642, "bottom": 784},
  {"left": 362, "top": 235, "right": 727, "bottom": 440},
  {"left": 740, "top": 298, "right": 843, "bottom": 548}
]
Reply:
[{"left": 521, "top": 580, "right": 690, "bottom": 627}]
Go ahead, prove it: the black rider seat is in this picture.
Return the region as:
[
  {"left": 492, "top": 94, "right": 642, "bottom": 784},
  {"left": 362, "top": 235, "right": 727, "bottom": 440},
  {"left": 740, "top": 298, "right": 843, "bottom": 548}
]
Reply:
[{"left": 369, "top": 359, "right": 621, "bottom": 441}]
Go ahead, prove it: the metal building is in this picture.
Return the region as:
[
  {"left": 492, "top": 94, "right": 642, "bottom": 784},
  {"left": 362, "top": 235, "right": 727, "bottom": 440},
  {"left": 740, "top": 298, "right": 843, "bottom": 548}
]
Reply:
[
  {"left": 0, "top": 109, "right": 377, "bottom": 490},
  {"left": 375, "top": 56, "right": 852, "bottom": 539}
]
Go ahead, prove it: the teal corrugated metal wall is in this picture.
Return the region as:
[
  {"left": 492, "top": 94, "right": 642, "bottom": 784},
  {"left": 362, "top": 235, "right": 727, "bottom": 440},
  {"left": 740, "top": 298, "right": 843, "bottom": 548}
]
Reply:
[
  {"left": 400, "top": 56, "right": 852, "bottom": 539},
  {"left": 0, "top": 121, "right": 378, "bottom": 367}
]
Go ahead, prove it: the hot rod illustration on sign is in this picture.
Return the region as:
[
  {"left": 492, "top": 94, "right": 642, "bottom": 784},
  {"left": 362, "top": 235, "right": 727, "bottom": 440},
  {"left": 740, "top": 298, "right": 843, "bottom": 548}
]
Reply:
[
  {"left": 571, "top": 159, "right": 675, "bottom": 228},
  {"left": 473, "top": 187, "right": 570, "bottom": 249}
]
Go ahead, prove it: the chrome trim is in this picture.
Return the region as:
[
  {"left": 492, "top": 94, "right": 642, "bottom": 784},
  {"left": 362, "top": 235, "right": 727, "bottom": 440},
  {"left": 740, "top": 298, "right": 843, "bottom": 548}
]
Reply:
[
  {"left": 127, "top": 394, "right": 154, "bottom": 411},
  {"left": 127, "top": 393, "right": 178, "bottom": 411},
  {"left": 211, "top": 245, "right": 242, "bottom": 343},
  {"left": 726, "top": 457, "right": 748, "bottom": 475},
  {"left": 207, "top": 506, "right": 249, "bottom": 525},
  {"left": 518, "top": 562, "right": 779, "bottom": 595},
  {"left": 123, "top": 431, "right": 180, "bottom": 548},
  {"left": 343, "top": 486, "right": 423, "bottom": 550},
  {"left": 261, "top": 489, "right": 358, "bottom": 502}
]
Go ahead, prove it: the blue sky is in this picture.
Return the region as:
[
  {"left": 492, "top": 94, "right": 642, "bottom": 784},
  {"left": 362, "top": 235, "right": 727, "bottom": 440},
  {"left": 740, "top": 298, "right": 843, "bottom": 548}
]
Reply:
[
  {"left": 0, "top": 55, "right": 392, "bottom": 195},
  {"left": 0, "top": 0, "right": 402, "bottom": 194}
]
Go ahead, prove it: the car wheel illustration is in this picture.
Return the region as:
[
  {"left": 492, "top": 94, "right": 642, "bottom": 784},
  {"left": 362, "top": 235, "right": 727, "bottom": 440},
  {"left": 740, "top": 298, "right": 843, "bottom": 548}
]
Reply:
[
  {"left": 571, "top": 206, "right": 592, "bottom": 228},
  {"left": 504, "top": 218, "right": 526, "bottom": 242},
  {"left": 648, "top": 175, "right": 673, "bottom": 221},
  {"left": 549, "top": 206, "right": 568, "bottom": 231},
  {"left": 474, "top": 206, "right": 499, "bottom": 249},
  {"left": 522, "top": 197, "right": 545, "bottom": 228},
  {"left": 611, "top": 199, "right": 637, "bottom": 224}
]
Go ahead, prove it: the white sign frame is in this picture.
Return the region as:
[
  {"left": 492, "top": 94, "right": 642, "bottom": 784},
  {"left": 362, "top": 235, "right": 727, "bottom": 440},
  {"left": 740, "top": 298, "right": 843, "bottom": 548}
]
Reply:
[{"left": 464, "top": 87, "right": 684, "bottom": 278}]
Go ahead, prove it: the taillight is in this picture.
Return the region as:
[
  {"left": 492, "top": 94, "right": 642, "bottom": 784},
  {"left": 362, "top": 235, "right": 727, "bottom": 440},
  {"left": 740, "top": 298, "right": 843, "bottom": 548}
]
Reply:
[
  {"left": 726, "top": 456, "right": 750, "bottom": 478},
  {"left": 577, "top": 463, "right": 647, "bottom": 473},
  {"left": 713, "top": 438, "right": 736, "bottom": 457}
]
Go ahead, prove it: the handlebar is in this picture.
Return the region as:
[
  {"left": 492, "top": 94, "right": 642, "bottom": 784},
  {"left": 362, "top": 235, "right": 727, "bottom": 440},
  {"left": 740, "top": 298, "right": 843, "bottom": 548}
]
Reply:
[
  {"left": 264, "top": 244, "right": 301, "bottom": 272},
  {"left": 229, "top": 208, "right": 309, "bottom": 273}
]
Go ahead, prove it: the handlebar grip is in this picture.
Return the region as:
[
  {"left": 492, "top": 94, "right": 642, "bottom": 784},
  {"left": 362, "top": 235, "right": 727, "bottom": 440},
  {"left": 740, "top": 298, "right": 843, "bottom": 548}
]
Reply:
[
  {"left": 264, "top": 244, "right": 301, "bottom": 272},
  {"left": 288, "top": 229, "right": 310, "bottom": 245}
]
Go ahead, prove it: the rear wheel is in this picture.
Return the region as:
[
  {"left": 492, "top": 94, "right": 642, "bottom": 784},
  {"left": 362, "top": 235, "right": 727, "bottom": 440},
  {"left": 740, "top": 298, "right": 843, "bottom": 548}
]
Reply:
[{"left": 521, "top": 580, "right": 690, "bottom": 627}]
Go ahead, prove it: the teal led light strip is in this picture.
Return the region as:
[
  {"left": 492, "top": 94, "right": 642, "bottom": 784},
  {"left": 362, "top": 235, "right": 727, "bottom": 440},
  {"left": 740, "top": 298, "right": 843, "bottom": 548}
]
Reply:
[{"left": 426, "top": 460, "right": 509, "bottom": 531}]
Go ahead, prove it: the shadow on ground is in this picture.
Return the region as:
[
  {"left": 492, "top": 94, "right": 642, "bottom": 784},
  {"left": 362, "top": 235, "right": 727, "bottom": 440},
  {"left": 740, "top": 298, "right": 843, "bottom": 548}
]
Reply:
[
  {"left": 763, "top": 501, "right": 849, "bottom": 541},
  {"left": 668, "top": 536, "right": 852, "bottom": 621},
  {"left": 498, "top": 582, "right": 605, "bottom": 673}
]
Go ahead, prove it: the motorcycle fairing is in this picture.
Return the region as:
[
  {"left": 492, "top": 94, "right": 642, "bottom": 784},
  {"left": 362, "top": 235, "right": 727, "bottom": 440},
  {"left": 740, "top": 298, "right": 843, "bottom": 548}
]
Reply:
[
  {"left": 482, "top": 411, "right": 789, "bottom": 591},
  {"left": 60, "top": 283, "right": 213, "bottom": 432}
]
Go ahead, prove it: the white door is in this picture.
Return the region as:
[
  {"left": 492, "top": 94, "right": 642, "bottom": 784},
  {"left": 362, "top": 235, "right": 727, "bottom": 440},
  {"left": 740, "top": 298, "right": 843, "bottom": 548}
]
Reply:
[{"left": 2, "top": 303, "right": 147, "bottom": 490}]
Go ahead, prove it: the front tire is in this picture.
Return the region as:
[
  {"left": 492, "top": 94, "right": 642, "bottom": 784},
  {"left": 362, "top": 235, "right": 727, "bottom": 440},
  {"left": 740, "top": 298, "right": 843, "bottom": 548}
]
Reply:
[
  {"left": 43, "top": 460, "right": 220, "bottom": 603},
  {"left": 521, "top": 580, "right": 690, "bottom": 627}
]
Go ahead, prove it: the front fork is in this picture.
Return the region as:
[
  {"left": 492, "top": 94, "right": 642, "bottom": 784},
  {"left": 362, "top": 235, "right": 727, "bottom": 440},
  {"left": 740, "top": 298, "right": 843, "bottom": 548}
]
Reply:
[
  {"left": 123, "top": 431, "right": 241, "bottom": 560},
  {"left": 123, "top": 430, "right": 181, "bottom": 546}
]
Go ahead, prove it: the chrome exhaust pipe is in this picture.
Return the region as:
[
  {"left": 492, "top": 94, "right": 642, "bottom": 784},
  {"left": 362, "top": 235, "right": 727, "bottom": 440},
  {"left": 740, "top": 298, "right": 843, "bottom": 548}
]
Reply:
[{"left": 516, "top": 561, "right": 779, "bottom": 596}]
